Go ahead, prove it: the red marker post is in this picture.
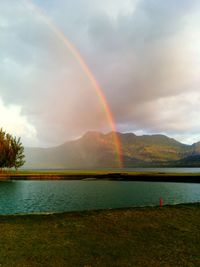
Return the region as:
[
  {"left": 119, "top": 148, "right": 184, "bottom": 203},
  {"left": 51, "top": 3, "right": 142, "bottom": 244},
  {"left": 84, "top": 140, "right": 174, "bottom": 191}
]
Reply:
[{"left": 159, "top": 197, "right": 163, "bottom": 208}]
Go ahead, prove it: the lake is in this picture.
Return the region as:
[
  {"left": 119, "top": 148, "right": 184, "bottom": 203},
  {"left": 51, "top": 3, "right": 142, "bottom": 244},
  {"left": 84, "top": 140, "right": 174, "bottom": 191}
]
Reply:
[{"left": 0, "top": 180, "right": 200, "bottom": 214}]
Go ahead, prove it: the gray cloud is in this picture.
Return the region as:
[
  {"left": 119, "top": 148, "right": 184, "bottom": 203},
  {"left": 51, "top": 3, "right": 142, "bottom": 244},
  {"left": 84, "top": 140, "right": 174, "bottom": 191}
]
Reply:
[
  {"left": 79, "top": 0, "right": 200, "bottom": 140},
  {"left": 0, "top": 0, "right": 200, "bottom": 146}
]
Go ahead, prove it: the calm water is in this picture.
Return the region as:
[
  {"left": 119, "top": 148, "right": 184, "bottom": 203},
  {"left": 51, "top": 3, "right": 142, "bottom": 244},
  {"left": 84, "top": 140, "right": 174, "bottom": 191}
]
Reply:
[{"left": 0, "top": 180, "right": 200, "bottom": 214}]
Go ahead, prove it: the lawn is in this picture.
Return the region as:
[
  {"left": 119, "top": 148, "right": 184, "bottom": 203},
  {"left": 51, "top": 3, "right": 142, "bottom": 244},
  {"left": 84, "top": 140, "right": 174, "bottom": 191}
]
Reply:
[{"left": 0, "top": 204, "right": 199, "bottom": 266}]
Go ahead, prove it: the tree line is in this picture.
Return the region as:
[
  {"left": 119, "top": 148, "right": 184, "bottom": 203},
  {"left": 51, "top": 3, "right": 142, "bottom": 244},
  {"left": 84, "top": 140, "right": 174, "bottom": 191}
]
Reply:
[{"left": 0, "top": 128, "right": 25, "bottom": 170}]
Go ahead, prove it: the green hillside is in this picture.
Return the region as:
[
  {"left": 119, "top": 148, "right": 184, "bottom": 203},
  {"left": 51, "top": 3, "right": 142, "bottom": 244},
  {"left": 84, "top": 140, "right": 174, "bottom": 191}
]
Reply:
[{"left": 24, "top": 132, "right": 199, "bottom": 169}]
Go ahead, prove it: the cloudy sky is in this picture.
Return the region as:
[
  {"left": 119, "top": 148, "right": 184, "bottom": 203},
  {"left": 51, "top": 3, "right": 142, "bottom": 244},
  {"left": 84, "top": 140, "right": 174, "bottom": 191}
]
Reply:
[{"left": 0, "top": 0, "right": 200, "bottom": 146}]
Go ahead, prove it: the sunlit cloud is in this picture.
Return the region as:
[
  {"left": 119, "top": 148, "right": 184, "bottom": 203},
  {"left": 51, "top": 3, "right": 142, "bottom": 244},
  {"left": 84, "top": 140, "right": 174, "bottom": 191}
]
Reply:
[{"left": 0, "top": 97, "right": 38, "bottom": 146}]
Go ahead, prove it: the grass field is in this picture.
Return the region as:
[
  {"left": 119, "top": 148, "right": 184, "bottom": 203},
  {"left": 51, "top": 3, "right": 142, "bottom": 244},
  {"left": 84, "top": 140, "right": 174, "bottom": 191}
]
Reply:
[{"left": 0, "top": 204, "right": 199, "bottom": 266}]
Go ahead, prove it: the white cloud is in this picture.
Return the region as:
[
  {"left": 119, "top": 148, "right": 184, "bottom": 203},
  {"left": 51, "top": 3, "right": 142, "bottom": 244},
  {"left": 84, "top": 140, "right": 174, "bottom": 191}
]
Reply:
[
  {"left": 91, "top": 0, "right": 140, "bottom": 19},
  {"left": 0, "top": 97, "right": 38, "bottom": 146}
]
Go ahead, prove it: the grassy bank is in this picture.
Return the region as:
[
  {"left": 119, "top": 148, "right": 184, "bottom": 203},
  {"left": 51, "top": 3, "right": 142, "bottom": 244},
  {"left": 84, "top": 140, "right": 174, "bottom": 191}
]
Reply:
[{"left": 0, "top": 204, "right": 200, "bottom": 266}]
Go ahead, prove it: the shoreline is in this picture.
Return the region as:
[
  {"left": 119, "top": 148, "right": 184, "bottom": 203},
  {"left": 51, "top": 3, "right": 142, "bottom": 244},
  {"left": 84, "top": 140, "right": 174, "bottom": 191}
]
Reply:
[
  {"left": 0, "top": 202, "right": 199, "bottom": 217},
  {"left": 0, "top": 171, "right": 200, "bottom": 183}
]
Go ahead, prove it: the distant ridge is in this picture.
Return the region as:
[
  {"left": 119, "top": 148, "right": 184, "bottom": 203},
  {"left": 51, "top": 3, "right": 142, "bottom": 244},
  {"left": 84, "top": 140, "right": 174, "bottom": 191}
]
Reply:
[{"left": 24, "top": 131, "right": 200, "bottom": 169}]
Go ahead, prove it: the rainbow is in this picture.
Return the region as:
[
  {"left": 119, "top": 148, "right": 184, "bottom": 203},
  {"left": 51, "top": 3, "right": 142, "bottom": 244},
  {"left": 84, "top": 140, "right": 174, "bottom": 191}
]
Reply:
[{"left": 24, "top": 0, "right": 123, "bottom": 167}]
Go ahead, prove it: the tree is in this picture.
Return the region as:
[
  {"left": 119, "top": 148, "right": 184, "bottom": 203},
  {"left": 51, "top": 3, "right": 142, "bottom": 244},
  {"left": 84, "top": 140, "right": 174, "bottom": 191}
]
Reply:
[
  {"left": 0, "top": 128, "right": 25, "bottom": 170},
  {"left": 11, "top": 137, "right": 26, "bottom": 169},
  {"left": 0, "top": 129, "right": 7, "bottom": 168}
]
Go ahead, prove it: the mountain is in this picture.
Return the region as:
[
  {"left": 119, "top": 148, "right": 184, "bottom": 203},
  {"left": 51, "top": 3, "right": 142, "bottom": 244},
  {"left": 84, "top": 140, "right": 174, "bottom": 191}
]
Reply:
[
  {"left": 173, "top": 155, "right": 200, "bottom": 167},
  {"left": 24, "top": 131, "right": 200, "bottom": 169}
]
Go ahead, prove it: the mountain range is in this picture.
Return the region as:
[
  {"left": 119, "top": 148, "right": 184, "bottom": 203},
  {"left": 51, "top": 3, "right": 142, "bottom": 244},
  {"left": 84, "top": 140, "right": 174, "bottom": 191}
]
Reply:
[{"left": 24, "top": 131, "right": 200, "bottom": 169}]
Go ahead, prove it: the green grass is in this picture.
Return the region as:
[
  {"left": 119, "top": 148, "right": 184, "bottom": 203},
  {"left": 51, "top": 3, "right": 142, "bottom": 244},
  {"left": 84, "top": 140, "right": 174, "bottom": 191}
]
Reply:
[
  {"left": 0, "top": 204, "right": 199, "bottom": 266},
  {"left": 1, "top": 169, "right": 200, "bottom": 180}
]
